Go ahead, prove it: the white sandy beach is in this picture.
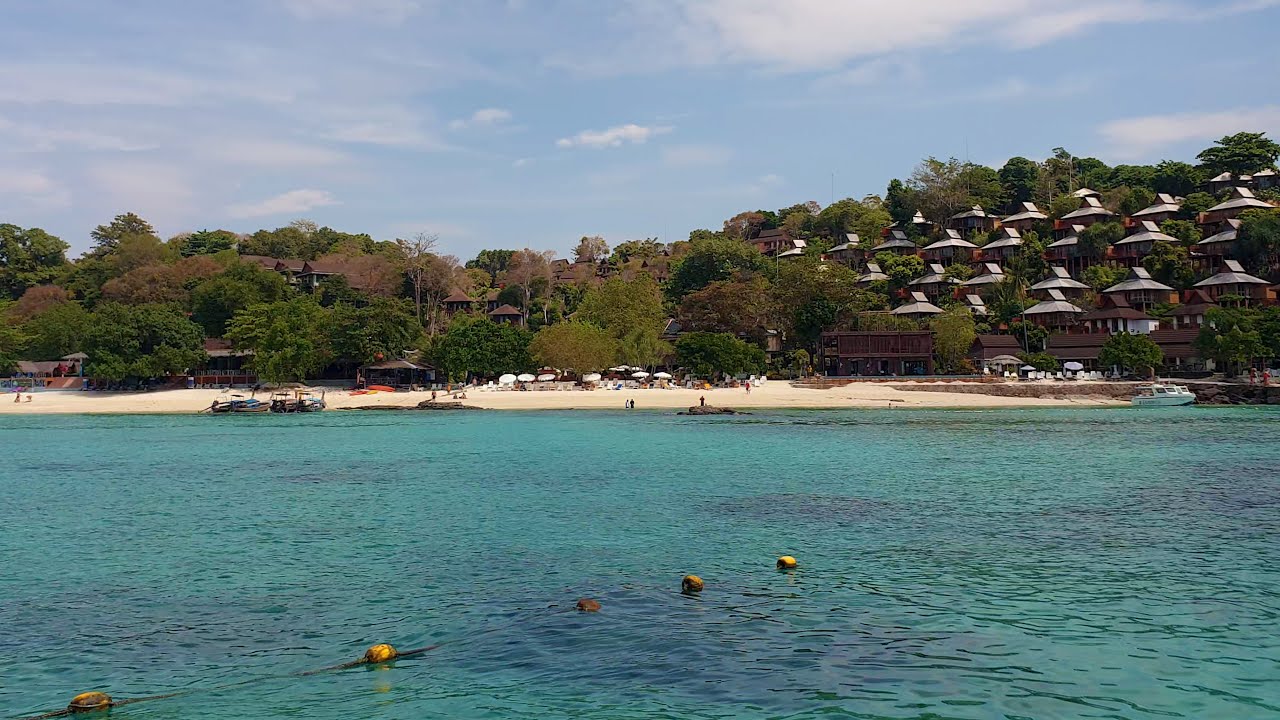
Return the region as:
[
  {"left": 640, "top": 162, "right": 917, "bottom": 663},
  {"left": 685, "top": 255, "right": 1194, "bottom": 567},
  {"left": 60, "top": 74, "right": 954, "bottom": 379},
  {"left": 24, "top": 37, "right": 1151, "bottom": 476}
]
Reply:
[{"left": 0, "top": 381, "right": 1124, "bottom": 414}]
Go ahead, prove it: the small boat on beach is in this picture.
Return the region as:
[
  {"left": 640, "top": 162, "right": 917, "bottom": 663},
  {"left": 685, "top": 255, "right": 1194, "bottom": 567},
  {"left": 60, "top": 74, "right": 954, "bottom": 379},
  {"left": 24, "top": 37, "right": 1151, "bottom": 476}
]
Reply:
[
  {"left": 1131, "top": 384, "right": 1196, "bottom": 407},
  {"left": 269, "top": 390, "right": 326, "bottom": 413},
  {"left": 206, "top": 393, "right": 270, "bottom": 413}
]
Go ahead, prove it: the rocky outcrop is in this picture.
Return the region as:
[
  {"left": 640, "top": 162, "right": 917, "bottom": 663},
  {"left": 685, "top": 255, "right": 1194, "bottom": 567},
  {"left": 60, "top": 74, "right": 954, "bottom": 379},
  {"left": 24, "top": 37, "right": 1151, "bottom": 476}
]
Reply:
[
  {"left": 890, "top": 380, "right": 1280, "bottom": 405},
  {"left": 415, "top": 401, "right": 482, "bottom": 410},
  {"left": 679, "top": 405, "right": 747, "bottom": 415}
]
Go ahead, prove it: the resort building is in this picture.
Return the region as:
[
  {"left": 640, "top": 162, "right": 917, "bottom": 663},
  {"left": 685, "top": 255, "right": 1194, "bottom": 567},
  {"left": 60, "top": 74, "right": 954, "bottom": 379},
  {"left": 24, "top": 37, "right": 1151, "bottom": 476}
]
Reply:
[
  {"left": 980, "top": 227, "right": 1023, "bottom": 263},
  {"left": 1168, "top": 289, "right": 1216, "bottom": 330},
  {"left": 948, "top": 205, "right": 998, "bottom": 236},
  {"left": 908, "top": 264, "right": 957, "bottom": 301},
  {"left": 442, "top": 290, "right": 476, "bottom": 315},
  {"left": 856, "top": 262, "right": 888, "bottom": 286},
  {"left": 823, "top": 234, "right": 861, "bottom": 264},
  {"left": 891, "top": 292, "right": 945, "bottom": 320},
  {"left": 1059, "top": 195, "right": 1115, "bottom": 229},
  {"left": 1113, "top": 221, "right": 1178, "bottom": 267},
  {"left": 960, "top": 263, "right": 1006, "bottom": 294},
  {"left": 1193, "top": 259, "right": 1273, "bottom": 305},
  {"left": 487, "top": 304, "right": 524, "bottom": 326},
  {"left": 1255, "top": 168, "right": 1278, "bottom": 190},
  {"left": 922, "top": 230, "right": 977, "bottom": 264},
  {"left": 1129, "top": 193, "right": 1182, "bottom": 224},
  {"left": 818, "top": 330, "right": 934, "bottom": 376},
  {"left": 870, "top": 229, "right": 919, "bottom": 255},
  {"left": 1045, "top": 224, "right": 1088, "bottom": 275},
  {"left": 1072, "top": 187, "right": 1102, "bottom": 199},
  {"left": 1081, "top": 294, "right": 1158, "bottom": 334},
  {"left": 1201, "top": 187, "right": 1275, "bottom": 226},
  {"left": 1029, "top": 267, "right": 1090, "bottom": 300},
  {"left": 1196, "top": 219, "right": 1241, "bottom": 270},
  {"left": 1205, "top": 172, "right": 1235, "bottom": 195},
  {"left": 753, "top": 228, "right": 807, "bottom": 257},
  {"left": 1102, "top": 267, "right": 1177, "bottom": 311},
  {"left": 1000, "top": 202, "right": 1048, "bottom": 232},
  {"left": 962, "top": 294, "right": 988, "bottom": 318},
  {"left": 968, "top": 334, "right": 1022, "bottom": 368},
  {"left": 1022, "top": 289, "right": 1085, "bottom": 331}
]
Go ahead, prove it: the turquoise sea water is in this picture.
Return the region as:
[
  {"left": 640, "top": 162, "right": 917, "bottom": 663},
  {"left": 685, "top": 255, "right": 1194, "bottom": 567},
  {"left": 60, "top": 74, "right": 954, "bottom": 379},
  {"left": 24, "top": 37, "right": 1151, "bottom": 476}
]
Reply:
[{"left": 1, "top": 408, "right": 1279, "bottom": 719}]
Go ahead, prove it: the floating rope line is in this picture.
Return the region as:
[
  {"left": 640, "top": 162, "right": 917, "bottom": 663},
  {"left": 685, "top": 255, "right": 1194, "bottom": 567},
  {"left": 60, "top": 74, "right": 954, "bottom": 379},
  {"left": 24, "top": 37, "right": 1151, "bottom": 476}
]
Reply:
[{"left": 18, "top": 560, "right": 800, "bottom": 720}]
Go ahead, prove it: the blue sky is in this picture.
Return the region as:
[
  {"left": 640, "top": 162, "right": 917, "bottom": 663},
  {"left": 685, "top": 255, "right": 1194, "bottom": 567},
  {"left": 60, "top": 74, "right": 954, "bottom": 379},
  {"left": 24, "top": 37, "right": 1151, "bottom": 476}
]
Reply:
[{"left": 3, "top": 0, "right": 1280, "bottom": 258}]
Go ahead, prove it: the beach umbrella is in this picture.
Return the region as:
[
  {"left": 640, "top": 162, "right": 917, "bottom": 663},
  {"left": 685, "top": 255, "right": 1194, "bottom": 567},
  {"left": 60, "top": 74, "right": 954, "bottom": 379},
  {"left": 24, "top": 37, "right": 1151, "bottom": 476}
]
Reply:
[
  {"left": 517, "top": 373, "right": 536, "bottom": 382},
  {"left": 653, "top": 372, "right": 673, "bottom": 379},
  {"left": 631, "top": 371, "right": 650, "bottom": 378},
  {"left": 1063, "top": 361, "right": 1084, "bottom": 371},
  {"left": 610, "top": 366, "right": 629, "bottom": 372},
  {"left": 498, "top": 374, "right": 517, "bottom": 384},
  {"left": 536, "top": 373, "right": 556, "bottom": 382},
  {"left": 1020, "top": 365, "right": 1036, "bottom": 371},
  {"left": 582, "top": 373, "right": 602, "bottom": 382},
  {"left": 989, "top": 354, "right": 1022, "bottom": 365}
]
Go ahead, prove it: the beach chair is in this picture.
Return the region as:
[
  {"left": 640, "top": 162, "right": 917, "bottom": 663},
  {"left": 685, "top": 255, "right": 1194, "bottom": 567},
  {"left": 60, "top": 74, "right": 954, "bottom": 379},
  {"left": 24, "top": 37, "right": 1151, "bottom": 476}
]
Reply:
[{"left": 1055, "top": 372, "right": 1064, "bottom": 381}]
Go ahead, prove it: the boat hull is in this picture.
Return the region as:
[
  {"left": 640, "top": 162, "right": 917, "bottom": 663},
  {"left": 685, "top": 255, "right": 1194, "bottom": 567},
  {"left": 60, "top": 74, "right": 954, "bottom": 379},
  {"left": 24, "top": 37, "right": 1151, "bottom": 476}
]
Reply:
[{"left": 1131, "top": 396, "right": 1196, "bottom": 407}]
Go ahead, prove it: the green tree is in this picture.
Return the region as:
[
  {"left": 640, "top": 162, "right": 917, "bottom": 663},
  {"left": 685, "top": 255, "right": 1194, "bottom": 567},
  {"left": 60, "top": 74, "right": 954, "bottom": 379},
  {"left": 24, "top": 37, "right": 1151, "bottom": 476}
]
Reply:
[
  {"left": 618, "top": 326, "right": 672, "bottom": 368},
  {"left": 21, "top": 301, "right": 92, "bottom": 359},
  {"left": 909, "top": 157, "right": 1004, "bottom": 225},
  {"left": 1153, "top": 160, "right": 1203, "bottom": 197},
  {"left": 226, "top": 296, "right": 333, "bottom": 383},
  {"left": 1159, "top": 219, "right": 1201, "bottom": 245},
  {"left": 774, "top": 257, "right": 883, "bottom": 348},
  {"left": 1196, "top": 131, "right": 1280, "bottom": 176},
  {"left": 89, "top": 212, "right": 156, "bottom": 257},
  {"left": 82, "top": 303, "right": 206, "bottom": 380},
  {"left": 426, "top": 314, "right": 533, "bottom": 382},
  {"left": 0, "top": 224, "right": 69, "bottom": 299},
  {"left": 329, "top": 298, "right": 421, "bottom": 365},
  {"left": 884, "top": 178, "right": 919, "bottom": 227},
  {"left": 1235, "top": 208, "right": 1280, "bottom": 275},
  {"left": 998, "top": 156, "right": 1040, "bottom": 210},
  {"left": 1098, "top": 332, "right": 1164, "bottom": 375},
  {"left": 1082, "top": 265, "right": 1128, "bottom": 292},
  {"left": 0, "top": 302, "right": 28, "bottom": 373},
  {"left": 1008, "top": 320, "right": 1049, "bottom": 353},
  {"left": 1180, "top": 192, "right": 1217, "bottom": 219},
  {"left": 674, "top": 332, "right": 767, "bottom": 378},
  {"left": 577, "top": 275, "right": 666, "bottom": 338},
  {"left": 1142, "top": 241, "right": 1196, "bottom": 289},
  {"left": 812, "top": 196, "right": 892, "bottom": 243},
  {"left": 465, "top": 249, "right": 517, "bottom": 285},
  {"left": 931, "top": 306, "right": 977, "bottom": 374},
  {"left": 528, "top": 321, "right": 618, "bottom": 372},
  {"left": 181, "top": 229, "right": 239, "bottom": 257},
  {"left": 667, "top": 235, "right": 768, "bottom": 299},
  {"left": 190, "top": 263, "right": 290, "bottom": 336},
  {"left": 678, "top": 276, "right": 777, "bottom": 342},
  {"left": 875, "top": 252, "right": 925, "bottom": 292},
  {"left": 572, "top": 235, "right": 609, "bottom": 263},
  {"left": 1078, "top": 221, "right": 1124, "bottom": 260},
  {"left": 1017, "top": 351, "right": 1059, "bottom": 372}
]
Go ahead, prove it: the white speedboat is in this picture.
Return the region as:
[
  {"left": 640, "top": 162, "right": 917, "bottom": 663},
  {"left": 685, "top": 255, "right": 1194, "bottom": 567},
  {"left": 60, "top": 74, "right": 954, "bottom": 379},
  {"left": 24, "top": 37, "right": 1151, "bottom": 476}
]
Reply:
[{"left": 1131, "top": 384, "right": 1196, "bottom": 407}]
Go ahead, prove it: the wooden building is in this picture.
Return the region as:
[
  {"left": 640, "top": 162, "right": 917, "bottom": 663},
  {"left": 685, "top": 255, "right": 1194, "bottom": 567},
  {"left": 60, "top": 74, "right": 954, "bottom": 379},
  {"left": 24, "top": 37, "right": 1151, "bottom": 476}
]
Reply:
[{"left": 819, "top": 331, "right": 934, "bottom": 376}]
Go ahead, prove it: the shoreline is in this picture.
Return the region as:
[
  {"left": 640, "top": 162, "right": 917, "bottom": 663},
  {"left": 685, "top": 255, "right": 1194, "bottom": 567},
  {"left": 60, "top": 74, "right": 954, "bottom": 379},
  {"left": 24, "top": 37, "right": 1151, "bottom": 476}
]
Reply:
[{"left": 0, "top": 381, "right": 1130, "bottom": 415}]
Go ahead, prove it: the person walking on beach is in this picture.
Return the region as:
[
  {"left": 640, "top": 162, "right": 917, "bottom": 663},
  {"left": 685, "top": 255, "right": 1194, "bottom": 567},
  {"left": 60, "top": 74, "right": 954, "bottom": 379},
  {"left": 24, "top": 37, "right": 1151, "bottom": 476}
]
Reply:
[
  {"left": 13, "top": 391, "right": 20, "bottom": 403},
  {"left": 745, "top": 381, "right": 751, "bottom": 395},
  {"left": 699, "top": 395, "right": 705, "bottom": 407}
]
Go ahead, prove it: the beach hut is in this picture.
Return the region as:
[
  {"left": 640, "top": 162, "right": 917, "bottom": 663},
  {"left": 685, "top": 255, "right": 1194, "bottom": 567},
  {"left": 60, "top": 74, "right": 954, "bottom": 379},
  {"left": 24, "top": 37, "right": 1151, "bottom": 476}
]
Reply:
[{"left": 359, "top": 359, "right": 434, "bottom": 389}]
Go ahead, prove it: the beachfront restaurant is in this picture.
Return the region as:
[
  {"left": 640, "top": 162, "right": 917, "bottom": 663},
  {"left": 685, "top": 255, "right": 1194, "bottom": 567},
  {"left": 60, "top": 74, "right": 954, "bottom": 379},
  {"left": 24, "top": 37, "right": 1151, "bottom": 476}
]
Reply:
[
  {"left": 359, "top": 359, "right": 435, "bottom": 389},
  {"left": 819, "top": 331, "right": 934, "bottom": 377}
]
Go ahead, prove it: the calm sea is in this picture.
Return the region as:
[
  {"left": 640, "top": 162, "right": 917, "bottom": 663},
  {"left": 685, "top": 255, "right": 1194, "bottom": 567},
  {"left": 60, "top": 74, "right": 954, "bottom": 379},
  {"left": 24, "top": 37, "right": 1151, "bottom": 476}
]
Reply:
[{"left": 2, "top": 408, "right": 1278, "bottom": 719}]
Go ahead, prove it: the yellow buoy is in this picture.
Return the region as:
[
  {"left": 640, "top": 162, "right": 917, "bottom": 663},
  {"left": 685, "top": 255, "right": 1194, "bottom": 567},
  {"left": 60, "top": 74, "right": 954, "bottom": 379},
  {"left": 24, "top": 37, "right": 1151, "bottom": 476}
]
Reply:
[
  {"left": 776, "top": 555, "right": 798, "bottom": 570},
  {"left": 681, "top": 574, "right": 704, "bottom": 593},
  {"left": 68, "top": 691, "right": 112, "bottom": 713},
  {"left": 362, "top": 643, "right": 398, "bottom": 664},
  {"left": 575, "top": 598, "right": 601, "bottom": 612}
]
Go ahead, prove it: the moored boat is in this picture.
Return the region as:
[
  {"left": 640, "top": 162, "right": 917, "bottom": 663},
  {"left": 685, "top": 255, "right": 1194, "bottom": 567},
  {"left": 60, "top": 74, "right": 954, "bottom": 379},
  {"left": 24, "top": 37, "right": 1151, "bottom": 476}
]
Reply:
[
  {"left": 1131, "top": 384, "right": 1196, "bottom": 407},
  {"left": 269, "top": 390, "right": 326, "bottom": 413}
]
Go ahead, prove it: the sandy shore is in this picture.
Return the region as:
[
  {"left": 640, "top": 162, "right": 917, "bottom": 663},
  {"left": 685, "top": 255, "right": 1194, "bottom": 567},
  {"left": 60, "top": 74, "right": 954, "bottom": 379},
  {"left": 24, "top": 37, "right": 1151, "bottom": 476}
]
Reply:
[{"left": 0, "top": 381, "right": 1124, "bottom": 414}]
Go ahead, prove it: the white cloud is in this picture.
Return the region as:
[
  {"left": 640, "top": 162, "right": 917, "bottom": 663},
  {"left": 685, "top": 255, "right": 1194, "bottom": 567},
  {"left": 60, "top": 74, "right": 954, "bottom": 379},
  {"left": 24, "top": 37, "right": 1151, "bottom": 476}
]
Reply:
[
  {"left": 449, "top": 108, "right": 512, "bottom": 130},
  {"left": 320, "top": 105, "right": 450, "bottom": 150},
  {"left": 661, "top": 144, "right": 732, "bottom": 167},
  {"left": 0, "top": 115, "right": 152, "bottom": 153},
  {"left": 0, "top": 63, "right": 294, "bottom": 107},
  {"left": 556, "top": 123, "right": 672, "bottom": 149},
  {"left": 512, "top": 157, "right": 533, "bottom": 168},
  {"left": 0, "top": 170, "right": 70, "bottom": 212},
  {"left": 227, "top": 189, "right": 338, "bottom": 219},
  {"left": 1098, "top": 106, "right": 1280, "bottom": 159},
  {"left": 210, "top": 139, "right": 347, "bottom": 168},
  {"left": 84, "top": 161, "right": 197, "bottom": 230},
  {"left": 279, "top": 0, "right": 420, "bottom": 23}
]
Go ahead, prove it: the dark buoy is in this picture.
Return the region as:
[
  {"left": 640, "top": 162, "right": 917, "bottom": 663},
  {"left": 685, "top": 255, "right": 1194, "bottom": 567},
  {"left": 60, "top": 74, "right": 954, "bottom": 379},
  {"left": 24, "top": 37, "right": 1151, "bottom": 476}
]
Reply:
[
  {"left": 575, "top": 598, "right": 601, "bottom": 612},
  {"left": 681, "top": 574, "right": 704, "bottom": 593},
  {"left": 68, "top": 692, "right": 112, "bottom": 713},
  {"left": 362, "top": 643, "right": 398, "bottom": 664}
]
